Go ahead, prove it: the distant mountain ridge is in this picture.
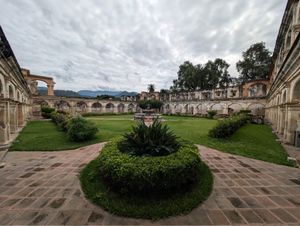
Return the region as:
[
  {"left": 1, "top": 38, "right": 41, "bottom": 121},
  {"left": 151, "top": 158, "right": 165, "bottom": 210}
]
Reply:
[
  {"left": 78, "top": 90, "right": 138, "bottom": 97},
  {"left": 37, "top": 87, "right": 138, "bottom": 98}
]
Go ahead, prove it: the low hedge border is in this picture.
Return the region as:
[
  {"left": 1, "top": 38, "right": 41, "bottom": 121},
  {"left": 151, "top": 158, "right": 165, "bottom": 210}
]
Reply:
[
  {"left": 99, "top": 139, "right": 201, "bottom": 195},
  {"left": 80, "top": 140, "right": 213, "bottom": 219},
  {"left": 50, "top": 111, "right": 98, "bottom": 142},
  {"left": 82, "top": 112, "right": 134, "bottom": 117},
  {"left": 208, "top": 114, "right": 249, "bottom": 138}
]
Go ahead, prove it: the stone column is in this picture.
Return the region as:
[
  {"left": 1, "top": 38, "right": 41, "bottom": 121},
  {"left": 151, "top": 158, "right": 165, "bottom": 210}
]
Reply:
[
  {"left": 9, "top": 103, "right": 18, "bottom": 133},
  {"left": 17, "top": 104, "right": 24, "bottom": 127},
  {"left": 276, "top": 106, "right": 280, "bottom": 132},
  {"left": 285, "top": 105, "right": 300, "bottom": 145},
  {"left": 87, "top": 103, "right": 92, "bottom": 113},
  {"left": 280, "top": 106, "right": 285, "bottom": 134},
  {"left": 47, "top": 84, "right": 54, "bottom": 96},
  {"left": 0, "top": 101, "right": 8, "bottom": 144}
]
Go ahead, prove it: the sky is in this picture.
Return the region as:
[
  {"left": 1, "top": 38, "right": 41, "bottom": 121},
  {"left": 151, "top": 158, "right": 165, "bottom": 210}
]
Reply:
[{"left": 0, "top": 0, "right": 287, "bottom": 92}]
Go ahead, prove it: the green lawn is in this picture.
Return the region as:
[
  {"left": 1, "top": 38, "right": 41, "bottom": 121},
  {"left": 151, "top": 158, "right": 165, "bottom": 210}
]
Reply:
[{"left": 10, "top": 115, "right": 291, "bottom": 166}]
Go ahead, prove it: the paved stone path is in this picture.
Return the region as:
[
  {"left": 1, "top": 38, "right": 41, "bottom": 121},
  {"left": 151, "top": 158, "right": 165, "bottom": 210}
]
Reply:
[{"left": 0, "top": 143, "right": 299, "bottom": 225}]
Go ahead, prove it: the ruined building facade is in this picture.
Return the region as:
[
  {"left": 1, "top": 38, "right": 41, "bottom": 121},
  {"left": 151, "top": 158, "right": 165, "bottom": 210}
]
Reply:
[{"left": 0, "top": 0, "right": 299, "bottom": 147}]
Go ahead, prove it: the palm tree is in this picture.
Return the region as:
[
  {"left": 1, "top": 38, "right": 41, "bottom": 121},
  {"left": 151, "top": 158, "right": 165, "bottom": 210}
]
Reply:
[{"left": 148, "top": 84, "right": 155, "bottom": 93}]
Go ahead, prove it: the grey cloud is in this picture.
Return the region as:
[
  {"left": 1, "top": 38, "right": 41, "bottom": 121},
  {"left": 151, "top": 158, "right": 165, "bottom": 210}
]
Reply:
[{"left": 0, "top": 0, "right": 286, "bottom": 91}]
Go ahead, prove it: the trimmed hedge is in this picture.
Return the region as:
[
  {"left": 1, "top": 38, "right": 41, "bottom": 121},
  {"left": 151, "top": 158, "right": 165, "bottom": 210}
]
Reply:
[
  {"left": 207, "top": 110, "right": 217, "bottom": 119},
  {"left": 82, "top": 112, "right": 133, "bottom": 117},
  {"left": 138, "top": 99, "right": 163, "bottom": 110},
  {"left": 50, "top": 111, "right": 71, "bottom": 132},
  {"left": 41, "top": 107, "right": 55, "bottom": 119},
  {"left": 208, "top": 114, "right": 248, "bottom": 138},
  {"left": 98, "top": 139, "right": 202, "bottom": 196},
  {"left": 50, "top": 112, "right": 98, "bottom": 142},
  {"left": 67, "top": 116, "right": 98, "bottom": 141}
]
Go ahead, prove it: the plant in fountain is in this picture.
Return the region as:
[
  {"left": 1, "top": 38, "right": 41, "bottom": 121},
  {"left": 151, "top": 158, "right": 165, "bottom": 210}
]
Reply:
[
  {"left": 118, "top": 119, "right": 181, "bottom": 156},
  {"left": 80, "top": 119, "right": 213, "bottom": 219}
]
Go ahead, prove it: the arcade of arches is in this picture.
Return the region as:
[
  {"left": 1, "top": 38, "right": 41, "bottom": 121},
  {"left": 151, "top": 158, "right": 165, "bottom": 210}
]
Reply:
[
  {"left": 1, "top": 0, "right": 300, "bottom": 149},
  {"left": 32, "top": 97, "right": 137, "bottom": 116}
]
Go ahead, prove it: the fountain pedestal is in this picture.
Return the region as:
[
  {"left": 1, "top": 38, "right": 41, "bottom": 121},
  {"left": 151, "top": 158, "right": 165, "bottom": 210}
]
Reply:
[{"left": 134, "top": 109, "right": 161, "bottom": 126}]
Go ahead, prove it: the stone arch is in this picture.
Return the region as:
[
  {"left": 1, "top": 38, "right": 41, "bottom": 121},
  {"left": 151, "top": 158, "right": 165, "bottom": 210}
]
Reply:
[
  {"left": 248, "top": 83, "right": 267, "bottom": 97},
  {"left": 248, "top": 103, "right": 265, "bottom": 116},
  {"left": 228, "top": 103, "right": 243, "bottom": 115},
  {"left": 55, "top": 100, "right": 71, "bottom": 112},
  {"left": 277, "top": 94, "right": 281, "bottom": 105},
  {"left": 8, "top": 85, "right": 14, "bottom": 100},
  {"left": 189, "top": 105, "right": 195, "bottom": 115},
  {"left": 76, "top": 101, "right": 88, "bottom": 112},
  {"left": 91, "top": 102, "right": 102, "bottom": 113},
  {"left": 184, "top": 104, "right": 188, "bottom": 114},
  {"left": 26, "top": 75, "right": 55, "bottom": 96},
  {"left": 196, "top": 104, "right": 207, "bottom": 115},
  {"left": 164, "top": 104, "right": 171, "bottom": 114},
  {"left": 117, "top": 103, "right": 125, "bottom": 113},
  {"left": 17, "top": 91, "right": 21, "bottom": 102},
  {"left": 128, "top": 103, "right": 135, "bottom": 113},
  {"left": 282, "top": 90, "right": 287, "bottom": 104},
  {"left": 210, "top": 103, "right": 224, "bottom": 114},
  {"left": 0, "top": 75, "right": 4, "bottom": 97},
  {"left": 174, "top": 104, "right": 182, "bottom": 114},
  {"left": 106, "top": 103, "right": 115, "bottom": 113},
  {"left": 291, "top": 76, "right": 300, "bottom": 101},
  {"left": 33, "top": 99, "right": 49, "bottom": 107}
]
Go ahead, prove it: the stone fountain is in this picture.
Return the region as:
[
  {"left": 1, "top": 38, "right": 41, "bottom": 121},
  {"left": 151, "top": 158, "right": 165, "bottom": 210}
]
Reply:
[{"left": 134, "top": 104, "right": 162, "bottom": 126}]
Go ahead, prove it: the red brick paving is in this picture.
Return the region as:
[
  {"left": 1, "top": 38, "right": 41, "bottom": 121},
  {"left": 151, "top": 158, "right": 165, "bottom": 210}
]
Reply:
[{"left": 0, "top": 143, "right": 299, "bottom": 225}]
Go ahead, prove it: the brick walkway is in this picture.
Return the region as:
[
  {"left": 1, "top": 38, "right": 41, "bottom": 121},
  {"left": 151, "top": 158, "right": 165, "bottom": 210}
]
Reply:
[{"left": 0, "top": 143, "right": 299, "bottom": 225}]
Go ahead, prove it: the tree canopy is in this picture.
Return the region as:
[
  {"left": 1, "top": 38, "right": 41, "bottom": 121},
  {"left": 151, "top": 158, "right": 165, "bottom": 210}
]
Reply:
[
  {"left": 148, "top": 84, "right": 155, "bottom": 93},
  {"left": 170, "top": 58, "right": 231, "bottom": 91},
  {"left": 236, "top": 42, "right": 272, "bottom": 83}
]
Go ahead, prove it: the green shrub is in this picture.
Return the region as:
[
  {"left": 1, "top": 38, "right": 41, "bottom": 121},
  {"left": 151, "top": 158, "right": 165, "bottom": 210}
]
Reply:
[
  {"left": 67, "top": 116, "right": 98, "bottom": 141},
  {"left": 98, "top": 140, "right": 202, "bottom": 196},
  {"left": 209, "top": 115, "right": 248, "bottom": 138},
  {"left": 138, "top": 99, "right": 163, "bottom": 109},
  {"left": 41, "top": 107, "right": 55, "bottom": 119},
  {"left": 50, "top": 112, "right": 71, "bottom": 131},
  {"left": 239, "top": 109, "right": 251, "bottom": 114},
  {"left": 207, "top": 110, "right": 217, "bottom": 119},
  {"left": 82, "top": 112, "right": 133, "bottom": 117},
  {"left": 118, "top": 120, "right": 181, "bottom": 156},
  {"left": 57, "top": 110, "right": 68, "bottom": 115}
]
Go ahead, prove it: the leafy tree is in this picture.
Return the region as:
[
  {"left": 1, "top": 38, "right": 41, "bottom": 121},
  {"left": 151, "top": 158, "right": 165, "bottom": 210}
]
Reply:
[
  {"left": 205, "top": 60, "right": 219, "bottom": 90},
  {"left": 160, "top": 89, "right": 168, "bottom": 94},
  {"left": 148, "top": 84, "right": 155, "bottom": 93},
  {"left": 236, "top": 42, "right": 272, "bottom": 82},
  {"left": 138, "top": 100, "right": 163, "bottom": 110},
  {"left": 214, "top": 58, "right": 231, "bottom": 88},
  {"left": 96, "top": 95, "right": 120, "bottom": 100},
  {"left": 194, "top": 64, "right": 207, "bottom": 90},
  {"left": 175, "top": 61, "right": 197, "bottom": 91},
  {"left": 170, "top": 59, "right": 231, "bottom": 91}
]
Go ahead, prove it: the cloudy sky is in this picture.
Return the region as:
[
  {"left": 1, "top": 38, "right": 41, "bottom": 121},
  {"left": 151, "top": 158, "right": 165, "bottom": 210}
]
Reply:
[{"left": 0, "top": 0, "right": 286, "bottom": 92}]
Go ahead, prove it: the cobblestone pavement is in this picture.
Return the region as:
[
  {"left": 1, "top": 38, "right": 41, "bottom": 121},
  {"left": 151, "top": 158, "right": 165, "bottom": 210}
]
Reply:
[{"left": 0, "top": 143, "right": 299, "bottom": 225}]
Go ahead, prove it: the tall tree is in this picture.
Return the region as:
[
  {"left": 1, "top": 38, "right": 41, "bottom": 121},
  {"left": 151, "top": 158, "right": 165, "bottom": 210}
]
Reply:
[
  {"left": 176, "top": 61, "right": 197, "bottom": 91},
  {"left": 194, "top": 64, "right": 207, "bottom": 90},
  {"left": 148, "top": 84, "right": 155, "bottom": 93},
  {"left": 214, "top": 58, "right": 231, "bottom": 88},
  {"left": 204, "top": 60, "right": 219, "bottom": 89},
  {"left": 170, "top": 59, "right": 231, "bottom": 91},
  {"left": 236, "top": 42, "right": 272, "bottom": 82}
]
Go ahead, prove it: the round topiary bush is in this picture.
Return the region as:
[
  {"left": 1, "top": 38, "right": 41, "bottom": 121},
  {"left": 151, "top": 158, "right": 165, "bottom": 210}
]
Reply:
[
  {"left": 99, "top": 140, "right": 201, "bottom": 195},
  {"left": 80, "top": 139, "right": 213, "bottom": 219}
]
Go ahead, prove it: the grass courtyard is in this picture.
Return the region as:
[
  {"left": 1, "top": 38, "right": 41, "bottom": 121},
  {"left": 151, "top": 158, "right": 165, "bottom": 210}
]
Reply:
[{"left": 10, "top": 115, "right": 291, "bottom": 166}]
